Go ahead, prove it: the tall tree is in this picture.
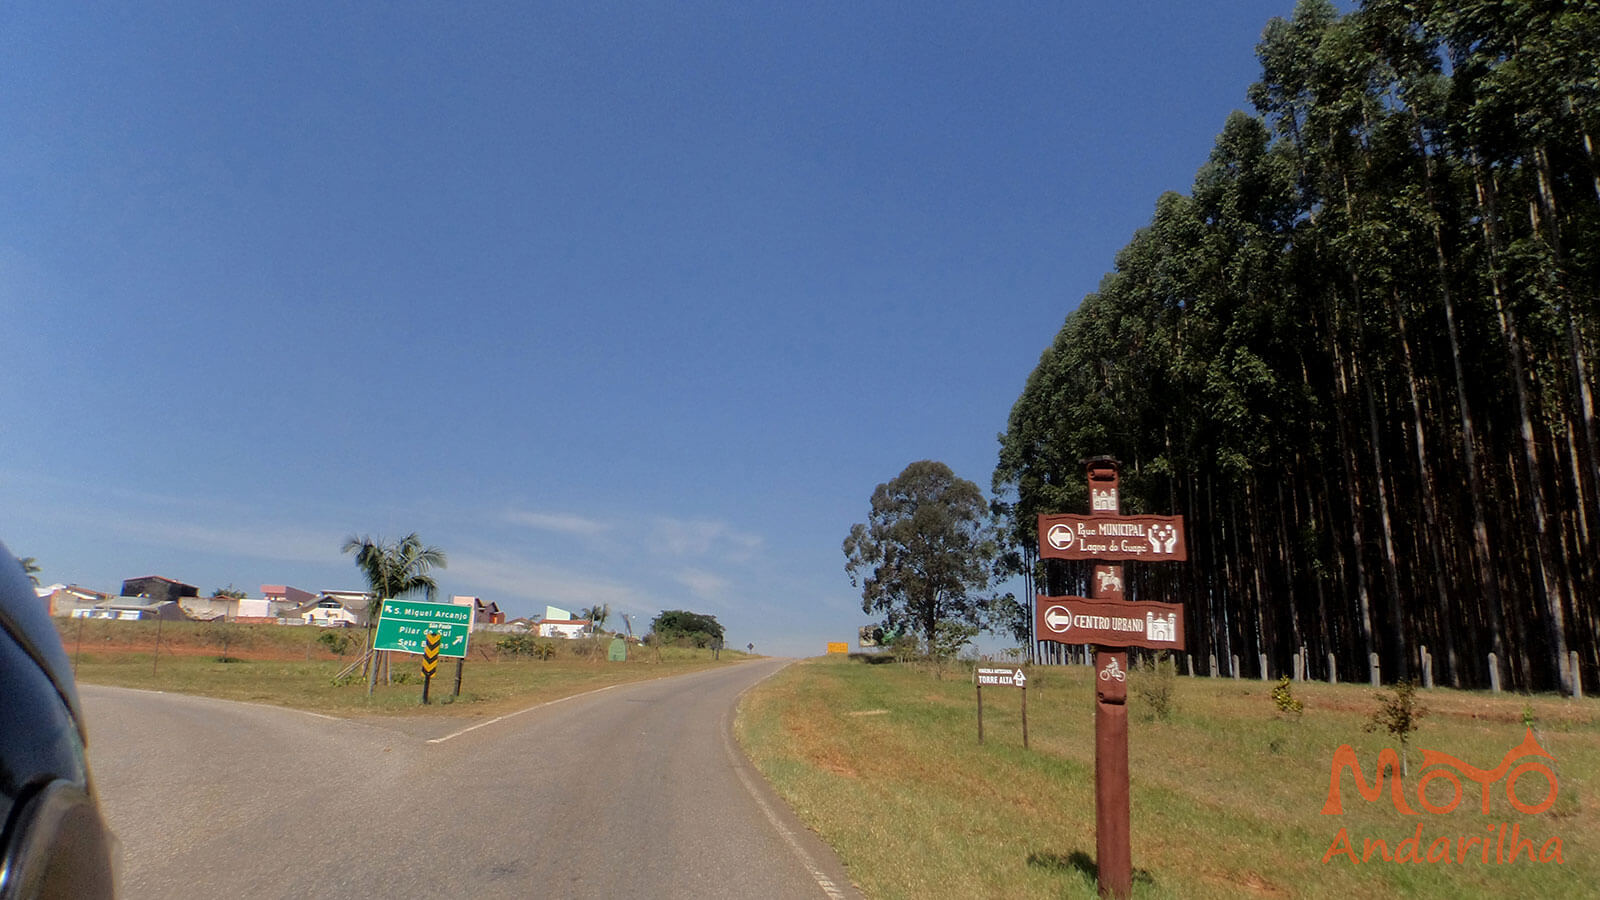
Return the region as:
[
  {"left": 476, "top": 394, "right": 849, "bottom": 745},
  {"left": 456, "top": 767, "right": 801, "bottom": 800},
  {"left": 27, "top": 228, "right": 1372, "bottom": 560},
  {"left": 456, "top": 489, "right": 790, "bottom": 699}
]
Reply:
[
  {"left": 995, "top": 0, "right": 1596, "bottom": 693},
  {"left": 844, "top": 460, "right": 1007, "bottom": 649},
  {"left": 341, "top": 532, "right": 448, "bottom": 624},
  {"left": 581, "top": 603, "right": 611, "bottom": 631}
]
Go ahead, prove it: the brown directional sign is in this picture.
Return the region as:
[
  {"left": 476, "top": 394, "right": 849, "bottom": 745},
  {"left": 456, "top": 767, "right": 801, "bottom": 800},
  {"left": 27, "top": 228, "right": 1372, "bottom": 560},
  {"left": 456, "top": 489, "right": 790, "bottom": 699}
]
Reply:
[
  {"left": 1038, "top": 514, "right": 1187, "bottom": 562},
  {"left": 1035, "top": 595, "right": 1185, "bottom": 650}
]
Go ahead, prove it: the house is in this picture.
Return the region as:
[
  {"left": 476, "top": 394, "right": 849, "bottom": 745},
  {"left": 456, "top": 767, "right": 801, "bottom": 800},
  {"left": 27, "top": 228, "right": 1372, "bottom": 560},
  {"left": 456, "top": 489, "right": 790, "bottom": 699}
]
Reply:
[
  {"left": 536, "top": 617, "right": 592, "bottom": 640},
  {"left": 291, "top": 593, "right": 369, "bottom": 628},
  {"left": 453, "top": 595, "right": 504, "bottom": 627},
  {"left": 70, "top": 599, "right": 185, "bottom": 621},
  {"left": 46, "top": 585, "right": 111, "bottom": 618},
  {"left": 320, "top": 589, "right": 375, "bottom": 609},
  {"left": 119, "top": 576, "right": 198, "bottom": 604},
  {"left": 178, "top": 595, "right": 238, "bottom": 621},
  {"left": 262, "top": 585, "right": 316, "bottom": 607}
]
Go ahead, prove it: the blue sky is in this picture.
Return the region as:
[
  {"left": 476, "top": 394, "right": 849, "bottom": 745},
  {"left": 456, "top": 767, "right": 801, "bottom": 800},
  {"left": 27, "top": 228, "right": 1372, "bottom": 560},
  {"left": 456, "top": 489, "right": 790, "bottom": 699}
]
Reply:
[{"left": 4, "top": 1, "right": 1305, "bottom": 656}]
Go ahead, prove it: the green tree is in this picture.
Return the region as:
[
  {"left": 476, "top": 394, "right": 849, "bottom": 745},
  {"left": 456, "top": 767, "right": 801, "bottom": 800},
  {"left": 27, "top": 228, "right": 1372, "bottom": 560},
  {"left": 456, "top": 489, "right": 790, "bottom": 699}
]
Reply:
[
  {"left": 580, "top": 603, "right": 610, "bottom": 631},
  {"left": 843, "top": 460, "right": 1006, "bottom": 649},
  {"left": 341, "top": 533, "right": 448, "bottom": 624},
  {"left": 211, "top": 584, "right": 247, "bottom": 599},
  {"left": 648, "top": 609, "right": 724, "bottom": 648}
]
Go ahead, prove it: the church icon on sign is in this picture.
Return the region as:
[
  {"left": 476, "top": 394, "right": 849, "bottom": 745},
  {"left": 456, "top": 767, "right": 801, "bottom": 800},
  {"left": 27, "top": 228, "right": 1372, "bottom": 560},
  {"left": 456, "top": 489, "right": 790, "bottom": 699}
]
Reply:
[{"left": 1146, "top": 611, "right": 1178, "bottom": 643}]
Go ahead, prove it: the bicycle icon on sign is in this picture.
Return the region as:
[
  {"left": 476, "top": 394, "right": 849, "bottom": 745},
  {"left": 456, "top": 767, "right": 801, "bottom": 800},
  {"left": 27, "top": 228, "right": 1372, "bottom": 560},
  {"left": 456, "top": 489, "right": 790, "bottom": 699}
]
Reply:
[{"left": 1099, "top": 658, "right": 1126, "bottom": 682}]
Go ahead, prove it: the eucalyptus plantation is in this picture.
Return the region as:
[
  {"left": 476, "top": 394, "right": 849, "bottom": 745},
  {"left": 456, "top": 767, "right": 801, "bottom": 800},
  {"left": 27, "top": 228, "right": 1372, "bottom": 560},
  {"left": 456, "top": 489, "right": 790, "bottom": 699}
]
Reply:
[{"left": 996, "top": 0, "right": 1597, "bottom": 694}]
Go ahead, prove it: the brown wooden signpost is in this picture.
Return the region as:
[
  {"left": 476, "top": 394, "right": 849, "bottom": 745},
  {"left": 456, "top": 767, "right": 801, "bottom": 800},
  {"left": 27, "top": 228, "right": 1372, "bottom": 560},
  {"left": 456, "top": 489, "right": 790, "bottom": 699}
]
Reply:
[{"left": 1037, "top": 457, "right": 1186, "bottom": 900}]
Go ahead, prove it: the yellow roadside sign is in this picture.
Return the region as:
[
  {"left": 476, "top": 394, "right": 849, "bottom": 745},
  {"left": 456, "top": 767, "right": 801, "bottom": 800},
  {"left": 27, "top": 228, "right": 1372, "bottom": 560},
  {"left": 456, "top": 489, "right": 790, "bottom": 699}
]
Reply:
[{"left": 826, "top": 642, "right": 848, "bottom": 654}]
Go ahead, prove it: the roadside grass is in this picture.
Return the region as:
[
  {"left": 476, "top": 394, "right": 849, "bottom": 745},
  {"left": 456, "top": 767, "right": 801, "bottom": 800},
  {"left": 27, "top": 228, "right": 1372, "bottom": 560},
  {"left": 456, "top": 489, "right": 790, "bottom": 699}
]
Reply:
[
  {"left": 735, "top": 657, "right": 1598, "bottom": 899},
  {"left": 57, "top": 618, "right": 748, "bottom": 716}
]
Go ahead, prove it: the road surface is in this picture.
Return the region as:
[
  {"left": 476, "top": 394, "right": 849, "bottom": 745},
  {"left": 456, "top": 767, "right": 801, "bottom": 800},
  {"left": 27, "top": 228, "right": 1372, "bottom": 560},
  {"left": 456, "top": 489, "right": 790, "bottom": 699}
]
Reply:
[{"left": 82, "top": 659, "right": 858, "bottom": 899}]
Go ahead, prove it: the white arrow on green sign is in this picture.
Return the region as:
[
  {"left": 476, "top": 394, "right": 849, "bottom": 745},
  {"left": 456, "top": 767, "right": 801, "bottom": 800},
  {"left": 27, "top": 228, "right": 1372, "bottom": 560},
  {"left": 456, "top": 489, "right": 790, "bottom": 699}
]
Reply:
[{"left": 373, "top": 599, "right": 473, "bottom": 658}]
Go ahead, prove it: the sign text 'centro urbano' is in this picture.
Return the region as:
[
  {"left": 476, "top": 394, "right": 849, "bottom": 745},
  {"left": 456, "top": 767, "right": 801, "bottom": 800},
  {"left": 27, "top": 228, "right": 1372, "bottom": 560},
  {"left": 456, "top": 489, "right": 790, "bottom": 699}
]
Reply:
[
  {"left": 373, "top": 599, "right": 473, "bottom": 658},
  {"left": 1038, "top": 514, "right": 1187, "bottom": 562},
  {"left": 1035, "top": 596, "right": 1185, "bottom": 650}
]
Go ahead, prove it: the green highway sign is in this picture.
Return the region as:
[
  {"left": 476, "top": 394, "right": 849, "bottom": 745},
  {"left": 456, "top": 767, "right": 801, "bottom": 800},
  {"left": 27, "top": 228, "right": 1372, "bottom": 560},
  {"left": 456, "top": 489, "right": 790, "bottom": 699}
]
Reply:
[{"left": 373, "top": 600, "right": 473, "bottom": 657}]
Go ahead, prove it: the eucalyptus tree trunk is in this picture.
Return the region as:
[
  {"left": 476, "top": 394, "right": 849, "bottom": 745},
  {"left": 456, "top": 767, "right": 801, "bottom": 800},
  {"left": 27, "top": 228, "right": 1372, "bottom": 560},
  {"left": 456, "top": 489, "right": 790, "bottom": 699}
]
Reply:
[{"left": 1473, "top": 154, "right": 1573, "bottom": 694}]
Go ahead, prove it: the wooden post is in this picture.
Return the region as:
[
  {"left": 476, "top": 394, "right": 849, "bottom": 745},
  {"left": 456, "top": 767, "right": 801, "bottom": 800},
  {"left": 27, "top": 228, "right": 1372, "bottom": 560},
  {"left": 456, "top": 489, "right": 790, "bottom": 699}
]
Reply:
[
  {"left": 1087, "top": 459, "right": 1131, "bottom": 900},
  {"left": 1370, "top": 652, "right": 1381, "bottom": 687},
  {"left": 1489, "top": 652, "right": 1501, "bottom": 694},
  {"left": 1209, "top": 653, "right": 1218, "bottom": 677},
  {"left": 976, "top": 683, "right": 984, "bottom": 744},
  {"left": 1259, "top": 652, "right": 1268, "bottom": 681},
  {"left": 1186, "top": 653, "right": 1194, "bottom": 676},
  {"left": 1328, "top": 652, "right": 1337, "bottom": 685},
  {"left": 453, "top": 658, "right": 464, "bottom": 697},
  {"left": 1232, "top": 654, "right": 1240, "bottom": 679},
  {"left": 1571, "top": 651, "right": 1582, "bottom": 700},
  {"left": 1422, "top": 646, "right": 1434, "bottom": 689},
  {"left": 153, "top": 615, "right": 163, "bottom": 675},
  {"left": 1300, "top": 645, "right": 1307, "bottom": 680},
  {"left": 1292, "top": 651, "right": 1301, "bottom": 682},
  {"left": 1021, "top": 685, "right": 1029, "bottom": 749}
]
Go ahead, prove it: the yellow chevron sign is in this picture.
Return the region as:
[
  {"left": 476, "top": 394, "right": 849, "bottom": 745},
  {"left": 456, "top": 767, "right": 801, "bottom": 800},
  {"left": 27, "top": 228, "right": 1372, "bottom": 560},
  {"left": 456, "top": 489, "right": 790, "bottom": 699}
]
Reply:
[{"left": 421, "top": 631, "right": 442, "bottom": 675}]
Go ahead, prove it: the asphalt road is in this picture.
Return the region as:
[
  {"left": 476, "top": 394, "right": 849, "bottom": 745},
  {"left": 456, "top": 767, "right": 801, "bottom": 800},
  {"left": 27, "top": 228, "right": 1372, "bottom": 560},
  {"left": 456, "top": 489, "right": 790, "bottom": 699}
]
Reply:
[{"left": 81, "top": 659, "right": 859, "bottom": 900}]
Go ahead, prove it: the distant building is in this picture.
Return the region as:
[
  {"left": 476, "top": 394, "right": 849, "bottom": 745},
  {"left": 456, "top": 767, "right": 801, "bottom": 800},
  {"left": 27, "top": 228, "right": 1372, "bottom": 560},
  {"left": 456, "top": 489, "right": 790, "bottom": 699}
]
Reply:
[
  {"left": 70, "top": 599, "right": 185, "bottom": 621},
  {"left": 120, "top": 576, "right": 198, "bottom": 605},
  {"left": 262, "top": 585, "right": 316, "bottom": 607},
  {"left": 453, "top": 595, "right": 504, "bottom": 626},
  {"left": 178, "top": 595, "right": 237, "bottom": 621},
  {"left": 46, "top": 585, "right": 111, "bottom": 618},
  {"left": 292, "top": 593, "right": 371, "bottom": 628},
  {"left": 536, "top": 618, "right": 592, "bottom": 640}
]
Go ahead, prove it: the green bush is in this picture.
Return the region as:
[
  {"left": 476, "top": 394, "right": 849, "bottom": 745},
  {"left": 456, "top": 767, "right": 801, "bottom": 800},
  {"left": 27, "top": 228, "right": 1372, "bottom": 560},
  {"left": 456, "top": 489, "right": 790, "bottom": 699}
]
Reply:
[
  {"left": 1134, "top": 653, "right": 1177, "bottom": 721},
  {"left": 316, "top": 629, "right": 355, "bottom": 656},
  {"left": 1271, "top": 676, "right": 1303, "bottom": 716},
  {"left": 498, "top": 633, "right": 537, "bottom": 656}
]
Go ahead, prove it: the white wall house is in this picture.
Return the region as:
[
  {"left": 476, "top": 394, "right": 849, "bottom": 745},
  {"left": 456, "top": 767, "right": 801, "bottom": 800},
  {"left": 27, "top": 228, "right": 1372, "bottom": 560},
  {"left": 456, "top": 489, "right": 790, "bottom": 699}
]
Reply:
[{"left": 536, "top": 618, "right": 592, "bottom": 640}]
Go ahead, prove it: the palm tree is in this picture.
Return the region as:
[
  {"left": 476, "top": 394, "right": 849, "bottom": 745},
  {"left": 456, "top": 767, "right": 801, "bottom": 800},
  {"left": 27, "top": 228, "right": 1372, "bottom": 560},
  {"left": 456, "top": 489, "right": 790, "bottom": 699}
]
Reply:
[
  {"left": 17, "top": 557, "right": 40, "bottom": 588},
  {"left": 343, "top": 533, "right": 447, "bottom": 693},
  {"left": 580, "top": 603, "right": 610, "bottom": 632},
  {"left": 341, "top": 533, "right": 448, "bottom": 624}
]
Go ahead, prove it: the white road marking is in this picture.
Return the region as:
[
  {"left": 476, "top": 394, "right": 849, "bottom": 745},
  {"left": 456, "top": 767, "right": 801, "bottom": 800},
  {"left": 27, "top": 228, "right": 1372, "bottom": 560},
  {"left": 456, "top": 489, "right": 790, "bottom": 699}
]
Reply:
[
  {"left": 426, "top": 683, "right": 622, "bottom": 744},
  {"left": 721, "top": 664, "right": 852, "bottom": 900}
]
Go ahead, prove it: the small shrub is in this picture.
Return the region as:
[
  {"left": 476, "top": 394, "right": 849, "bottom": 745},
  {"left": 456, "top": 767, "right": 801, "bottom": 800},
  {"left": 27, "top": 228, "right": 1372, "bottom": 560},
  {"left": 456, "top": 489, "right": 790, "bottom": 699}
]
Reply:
[
  {"left": 317, "top": 629, "right": 354, "bottom": 656},
  {"left": 1134, "top": 653, "right": 1177, "bottom": 721},
  {"left": 1271, "top": 676, "right": 1303, "bottom": 716},
  {"left": 498, "top": 634, "right": 536, "bottom": 656},
  {"left": 890, "top": 633, "right": 920, "bottom": 665},
  {"left": 1366, "top": 678, "right": 1427, "bottom": 776},
  {"left": 531, "top": 640, "right": 556, "bottom": 660}
]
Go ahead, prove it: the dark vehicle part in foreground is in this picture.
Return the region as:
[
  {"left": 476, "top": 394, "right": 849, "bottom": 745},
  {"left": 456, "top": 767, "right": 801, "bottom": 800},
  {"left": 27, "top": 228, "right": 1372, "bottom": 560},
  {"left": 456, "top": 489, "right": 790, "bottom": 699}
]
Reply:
[{"left": 0, "top": 542, "right": 117, "bottom": 898}]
